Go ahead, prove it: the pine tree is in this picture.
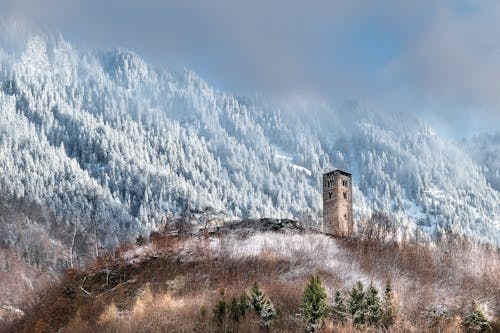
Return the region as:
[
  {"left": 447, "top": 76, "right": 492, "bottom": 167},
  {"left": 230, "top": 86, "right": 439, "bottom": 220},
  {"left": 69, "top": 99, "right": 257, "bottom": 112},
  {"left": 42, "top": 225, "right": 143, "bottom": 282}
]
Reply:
[
  {"left": 260, "top": 298, "right": 277, "bottom": 332},
  {"left": 229, "top": 297, "right": 241, "bottom": 323},
  {"left": 365, "top": 281, "right": 382, "bottom": 326},
  {"left": 331, "top": 290, "right": 348, "bottom": 324},
  {"left": 381, "top": 280, "right": 396, "bottom": 328},
  {"left": 300, "top": 274, "right": 328, "bottom": 333},
  {"left": 226, "top": 292, "right": 251, "bottom": 332},
  {"left": 229, "top": 296, "right": 242, "bottom": 333},
  {"left": 213, "top": 289, "right": 228, "bottom": 332},
  {"left": 248, "top": 282, "right": 277, "bottom": 331},
  {"left": 462, "top": 301, "right": 491, "bottom": 333},
  {"left": 238, "top": 292, "right": 249, "bottom": 318},
  {"left": 348, "top": 281, "right": 366, "bottom": 326},
  {"left": 249, "top": 281, "right": 266, "bottom": 316},
  {"left": 194, "top": 304, "right": 209, "bottom": 333}
]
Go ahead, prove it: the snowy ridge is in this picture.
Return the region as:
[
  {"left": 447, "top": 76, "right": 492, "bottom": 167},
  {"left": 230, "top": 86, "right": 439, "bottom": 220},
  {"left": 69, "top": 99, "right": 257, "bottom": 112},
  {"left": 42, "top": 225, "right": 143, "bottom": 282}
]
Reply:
[{"left": 0, "top": 23, "right": 498, "bottom": 257}]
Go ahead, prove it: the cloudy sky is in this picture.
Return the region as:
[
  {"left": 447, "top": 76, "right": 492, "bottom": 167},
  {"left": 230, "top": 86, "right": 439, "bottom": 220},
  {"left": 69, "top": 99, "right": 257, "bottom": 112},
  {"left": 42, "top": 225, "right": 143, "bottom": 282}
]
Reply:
[{"left": 1, "top": 0, "right": 499, "bottom": 138}]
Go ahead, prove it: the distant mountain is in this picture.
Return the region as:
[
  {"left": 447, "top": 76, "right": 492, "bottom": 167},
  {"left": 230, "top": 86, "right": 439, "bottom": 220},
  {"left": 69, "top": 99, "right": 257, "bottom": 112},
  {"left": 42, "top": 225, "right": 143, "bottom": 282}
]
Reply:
[{"left": 0, "top": 22, "right": 498, "bottom": 274}]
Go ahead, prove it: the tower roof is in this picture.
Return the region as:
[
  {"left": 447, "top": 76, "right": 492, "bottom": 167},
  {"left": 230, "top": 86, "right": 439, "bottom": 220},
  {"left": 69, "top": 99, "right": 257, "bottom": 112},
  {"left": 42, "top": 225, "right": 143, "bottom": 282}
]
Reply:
[{"left": 323, "top": 169, "right": 351, "bottom": 177}]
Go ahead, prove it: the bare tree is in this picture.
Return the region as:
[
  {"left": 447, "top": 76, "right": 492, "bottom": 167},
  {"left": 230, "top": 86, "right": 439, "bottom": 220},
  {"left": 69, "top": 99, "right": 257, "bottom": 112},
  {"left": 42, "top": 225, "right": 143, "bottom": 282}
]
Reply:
[{"left": 69, "top": 221, "right": 78, "bottom": 269}]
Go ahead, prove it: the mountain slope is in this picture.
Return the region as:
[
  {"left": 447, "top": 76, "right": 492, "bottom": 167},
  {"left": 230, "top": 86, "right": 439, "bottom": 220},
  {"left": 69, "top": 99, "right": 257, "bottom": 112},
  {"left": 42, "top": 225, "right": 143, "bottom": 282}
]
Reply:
[
  {"left": 462, "top": 132, "right": 500, "bottom": 192},
  {"left": 0, "top": 22, "right": 498, "bottom": 271},
  {"left": 5, "top": 223, "right": 500, "bottom": 332}
]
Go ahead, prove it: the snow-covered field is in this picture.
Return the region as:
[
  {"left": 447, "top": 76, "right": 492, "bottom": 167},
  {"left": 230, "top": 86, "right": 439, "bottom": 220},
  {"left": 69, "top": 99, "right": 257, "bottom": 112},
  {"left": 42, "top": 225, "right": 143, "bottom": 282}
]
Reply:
[{"left": 208, "top": 233, "right": 366, "bottom": 286}]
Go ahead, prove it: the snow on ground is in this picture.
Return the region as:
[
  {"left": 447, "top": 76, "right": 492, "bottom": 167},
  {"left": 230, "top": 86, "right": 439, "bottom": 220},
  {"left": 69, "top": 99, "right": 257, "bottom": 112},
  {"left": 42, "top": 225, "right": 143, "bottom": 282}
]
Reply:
[
  {"left": 206, "top": 231, "right": 371, "bottom": 289},
  {"left": 290, "top": 164, "right": 312, "bottom": 176},
  {"left": 275, "top": 153, "right": 292, "bottom": 162},
  {"left": 117, "top": 227, "right": 498, "bottom": 316},
  {"left": 275, "top": 149, "right": 312, "bottom": 176},
  {"left": 405, "top": 199, "right": 426, "bottom": 223},
  {"left": 122, "top": 243, "right": 156, "bottom": 264}
]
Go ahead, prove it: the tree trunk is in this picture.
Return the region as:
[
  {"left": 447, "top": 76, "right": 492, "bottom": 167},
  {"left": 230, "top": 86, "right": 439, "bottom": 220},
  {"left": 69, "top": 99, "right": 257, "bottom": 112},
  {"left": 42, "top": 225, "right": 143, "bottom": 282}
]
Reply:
[
  {"left": 93, "top": 218, "right": 99, "bottom": 258},
  {"left": 69, "top": 224, "right": 77, "bottom": 268}
]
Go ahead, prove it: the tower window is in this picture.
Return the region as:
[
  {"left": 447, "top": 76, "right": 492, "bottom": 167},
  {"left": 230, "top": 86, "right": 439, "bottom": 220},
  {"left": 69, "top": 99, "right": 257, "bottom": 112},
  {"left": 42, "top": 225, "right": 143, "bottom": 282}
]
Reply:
[
  {"left": 344, "top": 214, "right": 347, "bottom": 219},
  {"left": 343, "top": 192, "right": 347, "bottom": 199},
  {"left": 329, "top": 192, "right": 332, "bottom": 199}
]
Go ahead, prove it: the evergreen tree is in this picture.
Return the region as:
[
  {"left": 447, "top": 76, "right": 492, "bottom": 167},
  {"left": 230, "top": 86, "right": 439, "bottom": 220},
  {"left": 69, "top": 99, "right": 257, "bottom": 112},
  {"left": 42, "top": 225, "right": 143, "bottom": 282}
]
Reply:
[
  {"left": 462, "top": 302, "right": 491, "bottom": 333},
  {"left": 259, "top": 298, "right": 277, "bottom": 332},
  {"left": 227, "top": 292, "right": 251, "bottom": 332},
  {"left": 248, "top": 282, "right": 277, "bottom": 331},
  {"left": 213, "top": 289, "right": 228, "bottom": 332},
  {"left": 331, "top": 290, "right": 348, "bottom": 324},
  {"left": 194, "top": 304, "right": 209, "bottom": 333},
  {"left": 365, "top": 281, "right": 382, "bottom": 326},
  {"left": 249, "top": 281, "right": 266, "bottom": 316},
  {"left": 381, "top": 280, "right": 396, "bottom": 328},
  {"left": 300, "top": 274, "right": 328, "bottom": 333},
  {"left": 238, "top": 292, "right": 249, "bottom": 318},
  {"left": 348, "top": 281, "right": 366, "bottom": 326},
  {"left": 229, "top": 297, "right": 241, "bottom": 323},
  {"left": 229, "top": 296, "right": 242, "bottom": 333}
]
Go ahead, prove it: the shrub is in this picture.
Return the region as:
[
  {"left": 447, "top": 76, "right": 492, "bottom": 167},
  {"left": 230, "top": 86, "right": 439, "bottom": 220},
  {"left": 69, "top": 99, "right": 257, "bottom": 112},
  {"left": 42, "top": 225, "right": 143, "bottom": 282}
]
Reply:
[
  {"left": 135, "top": 235, "right": 146, "bottom": 246},
  {"left": 422, "top": 304, "right": 449, "bottom": 328}
]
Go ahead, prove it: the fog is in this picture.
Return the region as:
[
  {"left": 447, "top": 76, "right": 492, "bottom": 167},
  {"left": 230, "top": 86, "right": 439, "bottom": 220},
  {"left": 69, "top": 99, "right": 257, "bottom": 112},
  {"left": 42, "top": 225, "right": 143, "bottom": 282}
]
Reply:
[{"left": 1, "top": 0, "right": 499, "bottom": 138}]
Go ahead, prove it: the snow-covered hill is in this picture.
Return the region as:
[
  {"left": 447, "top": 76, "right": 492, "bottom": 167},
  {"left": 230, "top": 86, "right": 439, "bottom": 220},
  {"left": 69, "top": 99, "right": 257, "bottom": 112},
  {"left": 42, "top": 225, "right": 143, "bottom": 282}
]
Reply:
[{"left": 0, "top": 22, "right": 498, "bottom": 263}]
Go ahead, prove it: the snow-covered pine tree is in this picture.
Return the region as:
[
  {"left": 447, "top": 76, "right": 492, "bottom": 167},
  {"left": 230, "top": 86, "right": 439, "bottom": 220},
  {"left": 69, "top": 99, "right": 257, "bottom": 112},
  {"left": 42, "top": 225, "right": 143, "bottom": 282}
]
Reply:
[
  {"left": 249, "top": 281, "right": 266, "bottom": 315},
  {"left": 462, "top": 301, "right": 491, "bottom": 333},
  {"left": 259, "top": 298, "right": 277, "bottom": 331},
  {"left": 248, "top": 282, "right": 276, "bottom": 330}
]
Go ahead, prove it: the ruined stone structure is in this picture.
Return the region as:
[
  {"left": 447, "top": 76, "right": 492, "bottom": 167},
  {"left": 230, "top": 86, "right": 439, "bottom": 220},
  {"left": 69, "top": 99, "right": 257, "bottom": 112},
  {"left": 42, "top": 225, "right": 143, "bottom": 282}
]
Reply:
[{"left": 323, "top": 169, "right": 353, "bottom": 237}]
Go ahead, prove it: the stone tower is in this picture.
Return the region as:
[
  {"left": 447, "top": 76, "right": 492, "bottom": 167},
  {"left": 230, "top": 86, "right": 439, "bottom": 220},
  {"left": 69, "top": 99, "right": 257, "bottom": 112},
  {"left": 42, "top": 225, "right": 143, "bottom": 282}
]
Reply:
[{"left": 323, "top": 170, "right": 353, "bottom": 237}]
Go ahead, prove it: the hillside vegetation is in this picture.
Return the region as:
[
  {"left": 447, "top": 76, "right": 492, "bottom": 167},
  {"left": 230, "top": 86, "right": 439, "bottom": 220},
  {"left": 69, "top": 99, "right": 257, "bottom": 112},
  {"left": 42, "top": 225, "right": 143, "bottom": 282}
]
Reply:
[{"left": 4, "top": 220, "right": 499, "bottom": 333}]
